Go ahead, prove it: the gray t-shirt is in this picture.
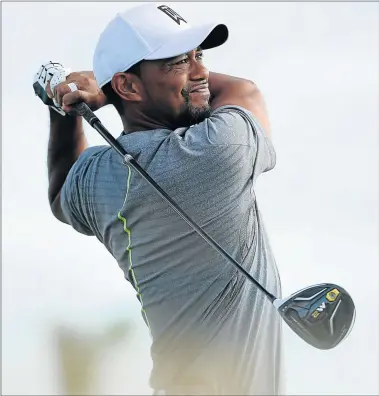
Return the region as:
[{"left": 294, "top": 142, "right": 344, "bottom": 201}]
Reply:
[{"left": 61, "top": 105, "right": 283, "bottom": 395}]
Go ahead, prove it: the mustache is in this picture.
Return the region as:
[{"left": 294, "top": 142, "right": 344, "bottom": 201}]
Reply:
[
  {"left": 181, "top": 87, "right": 190, "bottom": 101},
  {"left": 181, "top": 80, "right": 208, "bottom": 101}
]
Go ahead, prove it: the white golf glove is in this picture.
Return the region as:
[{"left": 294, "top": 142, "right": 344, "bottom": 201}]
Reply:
[{"left": 33, "top": 61, "right": 71, "bottom": 116}]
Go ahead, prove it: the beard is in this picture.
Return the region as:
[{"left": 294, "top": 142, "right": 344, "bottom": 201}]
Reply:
[{"left": 175, "top": 87, "right": 212, "bottom": 127}]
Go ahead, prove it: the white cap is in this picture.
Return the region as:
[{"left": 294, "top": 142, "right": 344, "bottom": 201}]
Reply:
[{"left": 93, "top": 3, "right": 228, "bottom": 88}]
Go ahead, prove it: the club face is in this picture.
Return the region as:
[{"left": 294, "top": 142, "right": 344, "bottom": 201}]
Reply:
[{"left": 274, "top": 284, "right": 356, "bottom": 350}]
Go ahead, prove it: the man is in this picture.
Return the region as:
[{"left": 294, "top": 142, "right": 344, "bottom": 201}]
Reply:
[{"left": 39, "top": 3, "right": 283, "bottom": 395}]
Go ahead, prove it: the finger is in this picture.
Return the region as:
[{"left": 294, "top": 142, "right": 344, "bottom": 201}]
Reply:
[
  {"left": 54, "top": 83, "right": 76, "bottom": 107},
  {"left": 61, "top": 90, "right": 91, "bottom": 112}
]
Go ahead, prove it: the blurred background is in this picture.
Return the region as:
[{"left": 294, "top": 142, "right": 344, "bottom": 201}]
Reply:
[{"left": 2, "top": 2, "right": 378, "bottom": 395}]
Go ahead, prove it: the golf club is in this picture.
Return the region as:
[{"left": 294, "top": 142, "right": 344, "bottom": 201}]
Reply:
[
  {"left": 33, "top": 68, "right": 356, "bottom": 351},
  {"left": 72, "top": 102, "right": 356, "bottom": 351}
]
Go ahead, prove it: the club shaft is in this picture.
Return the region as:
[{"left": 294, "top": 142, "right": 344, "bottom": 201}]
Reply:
[{"left": 75, "top": 103, "right": 276, "bottom": 302}]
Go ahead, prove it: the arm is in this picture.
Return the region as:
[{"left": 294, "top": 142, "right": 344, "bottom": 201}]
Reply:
[
  {"left": 48, "top": 108, "right": 87, "bottom": 222},
  {"left": 41, "top": 70, "right": 107, "bottom": 223},
  {"left": 208, "top": 72, "right": 271, "bottom": 139}
]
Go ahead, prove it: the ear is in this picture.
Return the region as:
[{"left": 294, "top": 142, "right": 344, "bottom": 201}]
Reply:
[{"left": 111, "top": 73, "right": 143, "bottom": 103}]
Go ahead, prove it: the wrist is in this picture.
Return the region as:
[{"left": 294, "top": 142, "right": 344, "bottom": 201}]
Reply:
[{"left": 49, "top": 107, "right": 82, "bottom": 124}]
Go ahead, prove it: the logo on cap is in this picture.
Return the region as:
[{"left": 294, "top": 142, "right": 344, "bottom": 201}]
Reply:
[{"left": 157, "top": 5, "right": 187, "bottom": 25}]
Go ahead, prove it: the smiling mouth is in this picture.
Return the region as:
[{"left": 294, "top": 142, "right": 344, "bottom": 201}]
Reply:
[
  {"left": 190, "top": 84, "right": 209, "bottom": 93},
  {"left": 190, "top": 88, "right": 209, "bottom": 94}
]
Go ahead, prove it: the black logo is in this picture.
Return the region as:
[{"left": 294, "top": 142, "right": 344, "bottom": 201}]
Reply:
[{"left": 157, "top": 5, "right": 187, "bottom": 25}]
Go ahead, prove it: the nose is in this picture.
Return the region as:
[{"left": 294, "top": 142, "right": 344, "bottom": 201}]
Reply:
[{"left": 189, "top": 58, "right": 209, "bottom": 82}]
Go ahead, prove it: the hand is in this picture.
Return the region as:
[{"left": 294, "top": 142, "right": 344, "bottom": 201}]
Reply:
[
  {"left": 33, "top": 62, "right": 70, "bottom": 115},
  {"left": 48, "top": 71, "right": 108, "bottom": 114}
]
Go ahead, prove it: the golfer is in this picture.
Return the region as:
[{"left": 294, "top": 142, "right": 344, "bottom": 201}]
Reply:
[{"left": 39, "top": 3, "right": 283, "bottom": 395}]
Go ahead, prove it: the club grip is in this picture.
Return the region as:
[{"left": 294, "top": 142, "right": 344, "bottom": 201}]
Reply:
[{"left": 74, "top": 102, "right": 99, "bottom": 127}]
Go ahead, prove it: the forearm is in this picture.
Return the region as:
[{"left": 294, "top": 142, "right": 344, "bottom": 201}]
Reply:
[
  {"left": 208, "top": 72, "right": 255, "bottom": 109},
  {"left": 47, "top": 108, "right": 88, "bottom": 205},
  {"left": 208, "top": 72, "right": 271, "bottom": 138}
]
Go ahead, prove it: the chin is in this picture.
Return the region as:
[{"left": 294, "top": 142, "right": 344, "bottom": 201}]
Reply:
[
  {"left": 174, "top": 102, "right": 211, "bottom": 128},
  {"left": 188, "top": 104, "right": 212, "bottom": 125}
]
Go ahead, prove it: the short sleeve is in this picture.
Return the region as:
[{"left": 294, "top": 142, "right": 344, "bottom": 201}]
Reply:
[
  {"left": 188, "top": 105, "right": 276, "bottom": 180},
  {"left": 60, "top": 146, "right": 107, "bottom": 236}
]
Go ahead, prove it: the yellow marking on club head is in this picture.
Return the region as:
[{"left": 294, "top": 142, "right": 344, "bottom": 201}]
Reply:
[
  {"left": 312, "top": 310, "right": 320, "bottom": 318},
  {"left": 326, "top": 288, "right": 340, "bottom": 302}
]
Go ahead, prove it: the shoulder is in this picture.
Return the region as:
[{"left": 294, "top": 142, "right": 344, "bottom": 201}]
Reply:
[
  {"left": 186, "top": 105, "right": 267, "bottom": 148},
  {"left": 210, "top": 104, "right": 260, "bottom": 128},
  {"left": 65, "top": 145, "right": 110, "bottom": 182},
  {"left": 57, "top": 145, "right": 109, "bottom": 234},
  {"left": 61, "top": 145, "right": 109, "bottom": 202},
  {"left": 75, "top": 145, "right": 109, "bottom": 167}
]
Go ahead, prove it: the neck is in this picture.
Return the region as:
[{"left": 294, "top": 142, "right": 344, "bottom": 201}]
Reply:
[{"left": 120, "top": 109, "right": 175, "bottom": 134}]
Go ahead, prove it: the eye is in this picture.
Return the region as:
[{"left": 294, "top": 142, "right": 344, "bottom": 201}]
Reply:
[
  {"left": 196, "top": 52, "right": 204, "bottom": 60},
  {"left": 175, "top": 58, "right": 189, "bottom": 65}
]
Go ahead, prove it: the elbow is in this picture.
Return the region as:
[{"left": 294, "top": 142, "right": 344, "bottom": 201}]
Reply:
[
  {"left": 233, "top": 78, "right": 262, "bottom": 105},
  {"left": 49, "top": 192, "right": 68, "bottom": 224},
  {"left": 240, "top": 79, "right": 260, "bottom": 99},
  {"left": 237, "top": 81, "right": 271, "bottom": 138}
]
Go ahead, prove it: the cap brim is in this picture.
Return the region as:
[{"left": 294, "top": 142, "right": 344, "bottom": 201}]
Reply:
[{"left": 144, "top": 23, "right": 228, "bottom": 61}]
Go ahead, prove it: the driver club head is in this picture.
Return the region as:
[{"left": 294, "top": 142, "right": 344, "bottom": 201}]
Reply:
[{"left": 273, "top": 283, "right": 356, "bottom": 350}]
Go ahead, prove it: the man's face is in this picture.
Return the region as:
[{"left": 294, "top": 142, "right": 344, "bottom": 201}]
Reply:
[{"left": 138, "top": 48, "right": 211, "bottom": 128}]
